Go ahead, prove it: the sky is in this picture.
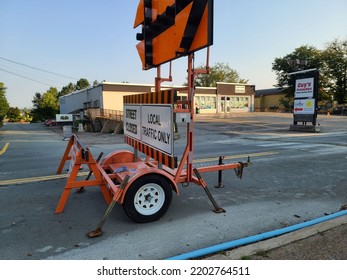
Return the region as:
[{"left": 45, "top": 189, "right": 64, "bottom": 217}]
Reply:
[{"left": 1, "top": 0, "right": 346, "bottom": 109}]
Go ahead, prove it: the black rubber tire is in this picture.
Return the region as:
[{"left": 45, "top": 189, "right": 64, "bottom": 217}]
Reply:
[{"left": 122, "top": 174, "right": 172, "bottom": 223}]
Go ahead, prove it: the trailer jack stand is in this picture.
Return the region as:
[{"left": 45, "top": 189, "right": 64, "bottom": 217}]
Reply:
[
  {"left": 193, "top": 168, "right": 225, "bottom": 214},
  {"left": 215, "top": 156, "right": 225, "bottom": 188},
  {"left": 87, "top": 175, "right": 130, "bottom": 238}
]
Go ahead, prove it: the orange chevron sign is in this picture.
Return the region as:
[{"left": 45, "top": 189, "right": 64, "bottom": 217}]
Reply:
[{"left": 134, "top": 0, "right": 213, "bottom": 70}]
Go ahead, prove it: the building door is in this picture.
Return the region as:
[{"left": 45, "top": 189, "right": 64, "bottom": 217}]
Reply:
[{"left": 220, "top": 96, "right": 231, "bottom": 113}]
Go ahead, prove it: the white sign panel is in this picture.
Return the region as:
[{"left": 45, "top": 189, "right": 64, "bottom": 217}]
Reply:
[
  {"left": 295, "top": 77, "right": 314, "bottom": 98},
  {"left": 235, "top": 85, "right": 246, "bottom": 94},
  {"left": 141, "top": 105, "right": 173, "bottom": 156},
  {"left": 124, "top": 105, "right": 141, "bottom": 140},
  {"left": 294, "top": 98, "right": 315, "bottom": 115},
  {"left": 56, "top": 114, "right": 73, "bottom": 122}
]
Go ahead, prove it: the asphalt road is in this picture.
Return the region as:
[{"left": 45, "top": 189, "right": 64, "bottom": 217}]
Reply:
[{"left": 1, "top": 112, "right": 347, "bottom": 260}]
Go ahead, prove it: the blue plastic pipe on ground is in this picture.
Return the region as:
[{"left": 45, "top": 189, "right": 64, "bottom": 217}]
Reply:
[{"left": 166, "top": 209, "right": 347, "bottom": 260}]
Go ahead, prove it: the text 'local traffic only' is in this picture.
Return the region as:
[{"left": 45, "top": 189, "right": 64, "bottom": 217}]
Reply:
[
  {"left": 142, "top": 114, "right": 171, "bottom": 145},
  {"left": 123, "top": 104, "right": 173, "bottom": 155}
]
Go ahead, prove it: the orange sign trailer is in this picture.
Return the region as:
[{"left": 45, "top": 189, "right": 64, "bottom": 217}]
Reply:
[
  {"left": 55, "top": 0, "right": 251, "bottom": 237},
  {"left": 55, "top": 51, "right": 251, "bottom": 237}
]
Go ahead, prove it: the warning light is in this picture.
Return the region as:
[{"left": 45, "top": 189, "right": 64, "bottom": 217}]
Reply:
[{"left": 134, "top": 0, "right": 213, "bottom": 70}]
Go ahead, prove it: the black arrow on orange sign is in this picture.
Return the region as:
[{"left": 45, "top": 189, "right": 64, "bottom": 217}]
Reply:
[
  {"left": 180, "top": 0, "right": 209, "bottom": 52},
  {"left": 134, "top": 0, "right": 213, "bottom": 70}
]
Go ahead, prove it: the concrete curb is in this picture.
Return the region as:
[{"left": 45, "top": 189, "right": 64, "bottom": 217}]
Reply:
[{"left": 205, "top": 215, "right": 347, "bottom": 260}]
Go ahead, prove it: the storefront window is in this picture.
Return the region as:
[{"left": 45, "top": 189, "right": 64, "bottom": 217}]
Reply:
[
  {"left": 220, "top": 96, "right": 249, "bottom": 112},
  {"left": 200, "top": 96, "right": 205, "bottom": 109},
  {"left": 195, "top": 96, "right": 216, "bottom": 110}
]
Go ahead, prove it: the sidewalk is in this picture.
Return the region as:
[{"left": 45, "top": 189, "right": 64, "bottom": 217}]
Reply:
[{"left": 205, "top": 213, "right": 347, "bottom": 260}]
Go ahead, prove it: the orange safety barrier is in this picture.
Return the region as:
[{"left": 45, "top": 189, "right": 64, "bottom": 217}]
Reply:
[{"left": 55, "top": 135, "right": 112, "bottom": 214}]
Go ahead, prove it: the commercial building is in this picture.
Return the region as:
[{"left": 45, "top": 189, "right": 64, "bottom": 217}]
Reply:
[
  {"left": 254, "top": 88, "right": 287, "bottom": 112},
  {"left": 59, "top": 81, "right": 255, "bottom": 132},
  {"left": 59, "top": 81, "right": 256, "bottom": 116}
]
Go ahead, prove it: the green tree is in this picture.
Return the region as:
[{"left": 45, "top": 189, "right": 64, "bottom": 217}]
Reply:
[
  {"left": 32, "top": 92, "right": 42, "bottom": 109},
  {"left": 189, "top": 62, "right": 248, "bottom": 87},
  {"left": 41, "top": 87, "right": 59, "bottom": 111},
  {"left": 58, "top": 82, "right": 75, "bottom": 97},
  {"left": 272, "top": 45, "right": 323, "bottom": 91},
  {"left": 321, "top": 39, "right": 347, "bottom": 103},
  {"left": 58, "top": 78, "right": 91, "bottom": 97},
  {"left": 6, "top": 107, "right": 21, "bottom": 122},
  {"left": 75, "top": 78, "right": 90, "bottom": 90},
  {"left": 21, "top": 107, "right": 32, "bottom": 122},
  {"left": 0, "top": 82, "right": 10, "bottom": 122},
  {"left": 31, "top": 87, "right": 59, "bottom": 121},
  {"left": 272, "top": 45, "right": 329, "bottom": 108},
  {"left": 31, "top": 78, "right": 91, "bottom": 121}
]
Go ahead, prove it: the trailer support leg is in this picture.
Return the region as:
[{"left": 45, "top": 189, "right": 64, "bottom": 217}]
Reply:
[
  {"left": 215, "top": 156, "right": 225, "bottom": 188},
  {"left": 193, "top": 168, "right": 225, "bottom": 214},
  {"left": 87, "top": 175, "right": 130, "bottom": 238}
]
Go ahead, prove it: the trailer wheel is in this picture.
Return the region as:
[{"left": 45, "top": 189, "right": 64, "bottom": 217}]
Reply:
[{"left": 122, "top": 175, "right": 172, "bottom": 223}]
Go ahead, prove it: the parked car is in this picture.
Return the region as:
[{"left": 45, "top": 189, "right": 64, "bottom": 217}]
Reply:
[
  {"left": 331, "top": 106, "right": 347, "bottom": 116},
  {"left": 44, "top": 119, "right": 57, "bottom": 126}
]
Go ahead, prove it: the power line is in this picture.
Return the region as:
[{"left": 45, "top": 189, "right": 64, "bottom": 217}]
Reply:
[
  {"left": 0, "top": 56, "right": 79, "bottom": 80},
  {"left": 0, "top": 68, "right": 60, "bottom": 88},
  {"left": 0, "top": 62, "right": 60, "bottom": 85}
]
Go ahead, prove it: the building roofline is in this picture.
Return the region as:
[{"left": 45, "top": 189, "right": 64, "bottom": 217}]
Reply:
[
  {"left": 255, "top": 87, "right": 286, "bottom": 97},
  {"left": 216, "top": 82, "right": 255, "bottom": 86},
  {"left": 101, "top": 81, "right": 155, "bottom": 87},
  {"left": 59, "top": 81, "right": 256, "bottom": 99}
]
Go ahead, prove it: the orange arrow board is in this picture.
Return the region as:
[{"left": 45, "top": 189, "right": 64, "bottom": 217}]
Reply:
[{"left": 134, "top": 0, "right": 213, "bottom": 70}]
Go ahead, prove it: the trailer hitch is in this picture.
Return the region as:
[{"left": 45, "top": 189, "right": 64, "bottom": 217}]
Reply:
[{"left": 235, "top": 156, "right": 251, "bottom": 179}]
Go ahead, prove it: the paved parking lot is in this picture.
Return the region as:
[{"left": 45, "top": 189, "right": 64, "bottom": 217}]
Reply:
[{"left": 1, "top": 112, "right": 347, "bottom": 260}]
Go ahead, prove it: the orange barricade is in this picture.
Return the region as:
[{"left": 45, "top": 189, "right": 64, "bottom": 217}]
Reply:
[{"left": 55, "top": 135, "right": 112, "bottom": 214}]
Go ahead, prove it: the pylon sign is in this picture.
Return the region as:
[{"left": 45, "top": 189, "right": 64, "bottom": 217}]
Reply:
[
  {"left": 134, "top": 0, "right": 214, "bottom": 70},
  {"left": 292, "top": 69, "right": 319, "bottom": 126}
]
